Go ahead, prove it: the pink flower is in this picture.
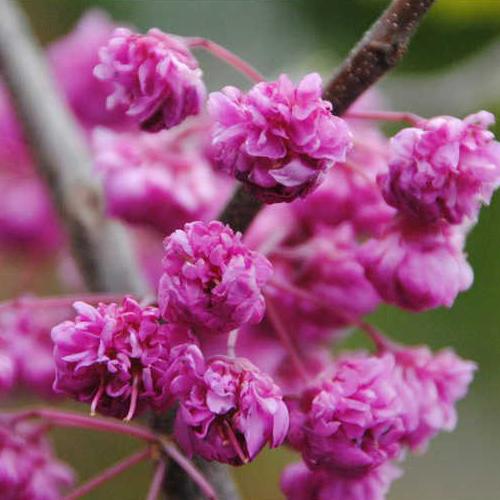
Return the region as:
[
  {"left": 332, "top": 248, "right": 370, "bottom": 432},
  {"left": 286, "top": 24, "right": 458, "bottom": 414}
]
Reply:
[
  {"left": 288, "top": 354, "right": 403, "bottom": 474},
  {"left": 0, "top": 352, "right": 15, "bottom": 396},
  {"left": 292, "top": 122, "right": 394, "bottom": 237},
  {"left": 379, "top": 111, "right": 500, "bottom": 225},
  {"left": 159, "top": 221, "right": 273, "bottom": 334},
  {"left": 48, "top": 10, "right": 131, "bottom": 129},
  {"left": 360, "top": 220, "right": 473, "bottom": 311},
  {"left": 0, "top": 422, "right": 74, "bottom": 500},
  {"left": 92, "top": 123, "right": 231, "bottom": 234},
  {"left": 0, "top": 297, "right": 71, "bottom": 399},
  {"left": 51, "top": 297, "right": 174, "bottom": 420},
  {"left": 393, "top": 344, "right": 476, "bottom": 451},
  {"left": 175, "top": 356, "right": 289, "bottom": 465},
  {"left": 281, "top": 460, "right": 402, "bottom": 500},
  {"left": 94, "top": 27, "right": 206, "bottom": 131},
  {"left": 267, "top": 223, "right": 380, "bottom": 342},
  {"left": 208, "top": 73, "right": 352, "bottom": 203},
  {"left": 0, "top": 175, "right": 63, "bottom": 254}
]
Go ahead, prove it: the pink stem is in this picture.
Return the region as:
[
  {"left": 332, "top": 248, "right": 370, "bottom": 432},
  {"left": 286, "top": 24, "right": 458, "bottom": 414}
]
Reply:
[
  {"left": 90, "top": 378, "right": 105, "bottom": 417},
  {"left": 356, "top": 321, "right": 394, "bottom": 352},
  {"left": 344, "top": 110, "right": 423, "bottom": 126},
  {"left": 146, "top": 460, "right": 167, "bottom": 500},
  {"left": 226, "top": 329, "right": 239, "bottom": 358},
  {"left": 0, "top": 293, "right": 127, "bottom": 311},
  {"left": 160, "top": 438, "right": 217, "bottom": 500},
  {"left": 64, "top": 448, "right": 150, "bottom": 500},
  {"left": 265, "top": 296, "right": 309, "bottom": 381},
  {"left": 124, "top": 373, "right": 140, "bottom": 422},
  {"left": 9, "top": 408, "right": 157, "bottom": 442},
  {"left": 186, "top": 37, "right": 264, "bottom": 83}
]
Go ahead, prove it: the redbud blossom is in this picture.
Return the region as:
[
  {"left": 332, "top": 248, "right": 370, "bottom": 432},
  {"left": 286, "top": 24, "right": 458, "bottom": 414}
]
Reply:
[
  {"left": 94, "top": 27, "right": 206, "bottom": 131},
  {"left": 379, "top": 111, "right": 500, "bottom": 225},
  {"left": 393, "top": 344, "right": 476, "bottom": 451},
  {"left": 288, "top": 354, "right": 403, "bottom": 474},
  {"left": 52, "top": 297, "right": 174, "bottom": 420},
  {"left": 159, "top": 221, "right": 273, "bottom": 334},
  {"left": 281, "top": 460, "right": 402, "bottom": 500},
  {"left": 0, "top": 422, "right": 74, "bottom": 500},
  {"left": 48, "top": 10, "right": 131, "bottom": 129},
  {"left": 175, "top": 356, "right": 289, "bottom": 465},
  {"left": 360, "top": 220, "right": 473, "bottom": 312},
  {"left": 208, "top": 73, "right": 352, "bottom": 203},
  {"left": 92, "top": 124, "right": 231, "bottom": 234}
]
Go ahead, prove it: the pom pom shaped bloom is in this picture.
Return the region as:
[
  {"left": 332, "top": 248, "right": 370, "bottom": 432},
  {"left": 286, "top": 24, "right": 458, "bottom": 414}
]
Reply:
[
  {"left": 52, "top": 297, "right": 174, "bottom": 419},
  {"left": 288, "top": 354, "right": 403, "bottom": 474},
  {"left": 379, "top": 111, "right": 500, "bottom": 225},
  {"left": 92, "top": 124, "right": 231, "bottom": 234},
  {"left": 48, "top": 10, "right": 131, "bottom": 129},
  {"left": 281, "top": 460, "right": 402, "bottom": 500},
  {"left": 208, "top": 73, "right": 352, "bottom": 203},
  {"left": 175, "top": 356, "right": 289, "bottom": 465},
  {"left": 267, "top": 223, "right": 381, "bottom": 343},
  {"left": 0, "top": 298, "right": 71, "bottom": 398},
  {"left": 0, "top": 422, "right": 74, "bottom": 499},
  {"left": 159, "top": 221, "right": 273, "bottom": 334},
  {"left": 94, "top": 27, "right": 206, "bottom": 131},
  {"left": 360, "top": 221, "right": 473, "bottom": 312},
  {"left": 393, "top": 344, "right": 476, "bottom": 451}
]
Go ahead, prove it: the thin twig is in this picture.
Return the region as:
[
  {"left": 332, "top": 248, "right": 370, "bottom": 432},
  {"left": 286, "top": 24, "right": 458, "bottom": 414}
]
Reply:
[
  {"left": 146, "top": 460, "right": 167, "bottom": 500},
  {"left": 64, "top": 448, "right": 150, "bottom": 500},
  {"left": 323, "top": 0, "right": 436, "bottom": 115}
]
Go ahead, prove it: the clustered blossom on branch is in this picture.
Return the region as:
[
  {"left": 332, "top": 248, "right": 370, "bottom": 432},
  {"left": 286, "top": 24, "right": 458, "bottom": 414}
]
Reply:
[{"left": 1, "top": 5, "right": 499, "bottom": 500}]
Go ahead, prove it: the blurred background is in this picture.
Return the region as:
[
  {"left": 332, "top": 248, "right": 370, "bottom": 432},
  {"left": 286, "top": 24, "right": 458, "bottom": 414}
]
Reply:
[{"left": 3, "top": 0, "right": 500, "bottom": 498}]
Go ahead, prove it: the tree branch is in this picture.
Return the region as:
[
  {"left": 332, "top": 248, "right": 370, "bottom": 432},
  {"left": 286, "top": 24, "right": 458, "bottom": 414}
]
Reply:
[
  {"left": 219, "top": 0, "right": 436, "bottom": 233},
  {"left": 323, "top": 0, "right": 436, "bottom": 115}
]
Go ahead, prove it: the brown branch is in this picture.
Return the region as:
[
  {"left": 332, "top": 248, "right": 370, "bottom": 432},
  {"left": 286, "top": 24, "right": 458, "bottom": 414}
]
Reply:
[
  {"left": 0, "top": 1, "right": 240, "bottom": 499},
  {"left": 218, "top": 0, "right": 435, "bottom": 233},
  {"left": 323, "top": 0, "right": 436, "bottom": 115}
]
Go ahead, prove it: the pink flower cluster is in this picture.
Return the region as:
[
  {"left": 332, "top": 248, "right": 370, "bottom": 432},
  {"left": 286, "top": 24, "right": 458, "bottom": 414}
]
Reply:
[
  {"left": 0, "top": 421, "right": 74, "bottom": 500},
  {"left": 52, "top": 297, "right": 175, "bottom": 419},
  {"left": 0, "top": 298, "right": 70, "bottom": 399},
  {"left": 208, "top": 73, "right": 352, "bottom": 202},
  {"left": 379, "top": 112, "right": 500, "bottom": 225},
  {"left": 159, "top": 221, "right": 273, "bottom": 334},
  {"left": 283, "top": 343, "right": 475, "bottom": 499},
  {"left": 175, "top": 353, "right": 289, "bottom": 465},
  {"left": 94, "top": 27, "right": 206, "bottom": 131},
  {"left": 92, "top": 122, "right": 231, "bottom": 234}
]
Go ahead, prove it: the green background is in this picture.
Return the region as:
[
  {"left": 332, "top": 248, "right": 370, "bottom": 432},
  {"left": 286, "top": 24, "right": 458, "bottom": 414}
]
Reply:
[{"left": 5, "top": 1, "right": 500, "bottom": 498}]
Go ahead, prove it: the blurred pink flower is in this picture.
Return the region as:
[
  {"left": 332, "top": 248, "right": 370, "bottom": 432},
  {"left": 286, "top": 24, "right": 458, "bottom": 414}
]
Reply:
[
  {"left": 360, "top": 220, "right": 473, "bottom": 311},
  {"left": 0, "top": 422, "right": 74, "bottom": 500},
  {"left": 281, "top": 460, "right": 402, "bottom": 500}
]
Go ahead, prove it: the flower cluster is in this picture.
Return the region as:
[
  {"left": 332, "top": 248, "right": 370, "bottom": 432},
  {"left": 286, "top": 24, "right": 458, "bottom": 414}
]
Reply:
[
  {"left": 52, "top": 297, "right": 175, "bottom": 419},
  {"left": 0, "top": 7, "right": 497, "bottom": 500},
  {"left": 94, "top": 27, "right": 206, "bottom": 131},
  {"left": 159, "top": 220, "right": 273, "bottom": 334},
  {"left": 208, "top": 73, "right": 352, "bottom": 202},
  {"left": 0, "top": 421, "right": 74, "bottom": 499}
]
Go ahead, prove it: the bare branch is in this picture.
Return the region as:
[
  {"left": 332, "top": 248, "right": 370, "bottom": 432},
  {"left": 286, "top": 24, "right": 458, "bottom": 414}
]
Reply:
[{"left": 323, "top": 0, "right": 436, "bottom": 115}]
